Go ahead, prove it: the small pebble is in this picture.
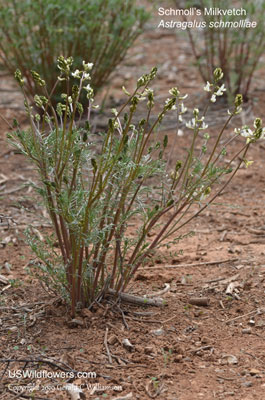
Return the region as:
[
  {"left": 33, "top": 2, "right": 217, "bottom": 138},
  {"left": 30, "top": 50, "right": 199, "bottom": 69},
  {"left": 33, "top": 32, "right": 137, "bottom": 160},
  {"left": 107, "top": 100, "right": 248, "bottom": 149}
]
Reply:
[
  {"left": 174, "top": 354, "right": 183, "bottom": 362},
  {"left": 122, "top": 338, "right": 134, "bottom": 352},
  {"left": 151, "top": 328, "right": 165, "bottom": 336},
  {"left": 242, "top": 381, "right": 253, "bottom": 387},
  {"left": 108, "top": 334, "right": 118, "bottom": 345},
  {"left": 242, "top": 328, "right": 252, "bottom": 334},
  {"left": 249, "top": 368, "right": 260, "bottom": 376},
  {"left": 144, "top": 346, "right": 155, "bottom": 355}
]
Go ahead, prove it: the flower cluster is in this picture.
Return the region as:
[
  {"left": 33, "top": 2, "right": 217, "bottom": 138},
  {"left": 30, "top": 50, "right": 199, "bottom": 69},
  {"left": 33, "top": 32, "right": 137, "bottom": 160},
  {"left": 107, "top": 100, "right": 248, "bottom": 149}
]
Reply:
[
  {"left": 204, "top": 68, "right": 226, "bottom": 103},
  {"left": 163, "top": 87, "right": 188, "bottom": 123},
  {"left": 234, "top": 118, "right": 265, "bottom": 143},
  {"left": 57, "top": 55, "right": 73, "bottom": 79},
  {"left": 203, "top": 68, "right": 226, "bottom": 103},
  {"left": 192, "top": 185, "right": 211, "bottom": 203},
  {"left": 31, "top": 71, "right": 45, "bottom": 87},
  {"left": 137, "top": 67, "right": 157, "bottom": 88},
  {"left": 14, "top": 69, "right": 25, "bottom": 87},
  {"left": 186, "top": 108, "right": 208, "bottom": 131},
  {"left": 210, "top": 84, "right": 226, "bottom": 103}
]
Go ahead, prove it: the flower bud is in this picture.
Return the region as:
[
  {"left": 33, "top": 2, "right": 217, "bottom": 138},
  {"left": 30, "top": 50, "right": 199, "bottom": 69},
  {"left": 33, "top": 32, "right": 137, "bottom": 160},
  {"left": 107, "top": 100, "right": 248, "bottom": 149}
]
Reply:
[
  {"left": 108, "top": 118, "right": 114, "bottom": 131},
  {"left": 213, "top": 68, "right": 224, "bottom": 81},
  {"left": 76, "top": 102, "right": 83, "bottom": 115},
  {"left": 254, "top": 127, "right": 263, "bottom": 140},
  {"left": 149, "top": 67, "right": 157, "bottom": 80},
  {"left": 14, "top": 69, "right": 24, "bottom": 87},
  {"left": 167, "top": 199, "right": 174, "bottom": 207},
  {"left": 91, "top": 158, "right": 97, "bottom": 172},
  {"left": 31, "top": 70, "right": 45, "bottom": 87},
  {"left": 57, "top": 55, "right": 73, "bottom": 75},
  {"left": 204, "top": 187, "right": 211, "bottom": 196},
  {"left": 139, "top": 118, "right": 146, "bottom": 127},
  {"left": 56, "top": 103, "right": 63, "bottom": 117},
  {"left": 234, "top": 94, "right": 243, "bottom": 108},
  {"left": 137, "top": 74, "right": 148, "bottom": 88},
  {"left": 254, "top": 118, "right": 262, "bottom": 129},
  {"left": 34, "top": 95, "right": 43, "bottom": 108},
  {"left": 193, "top": 108, "right": 199, "bottom": 118},
  {"left": 164, "top": 98, "right": 176, "bottom": 111},
  {"left": 130, "top": 96, "right": 139, "bottom": 112},
  {"left": 72, "top": 85, "right": 79, "bottom": 101},
  {"left": 169, "top": 87, "right": 180, "bottom": 97},
  {"left": 175, "top": 160, "right": 182, "bottom": 172}
]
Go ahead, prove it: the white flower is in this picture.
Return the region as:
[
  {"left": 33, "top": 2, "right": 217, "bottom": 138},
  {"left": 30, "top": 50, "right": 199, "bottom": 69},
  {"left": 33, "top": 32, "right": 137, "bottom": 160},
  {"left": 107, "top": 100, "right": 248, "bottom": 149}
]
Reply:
[
  {"left": 235, "top": 125, "right": 256, "bottom": 142},
  {"left": 178, "top": 115, "right": 183, "bottom": 122},
  {"left": 186, "top": 118, "right": 196, "bottom": 129},
  {"left": 84, "top": 83, "right": 92, "bottom": 91},
  {"left": 244, "top": 159, "right": 254, "bottom": 168},
  {"left": 122, "top": 86, "right": 130, "bottom": 96},
  {"left": 238, "top": 126, "right": 265, "bottom": 142},
  {"left": 82, "top": 61, "right": 93, "bottom": 70},
  {"left": 180, "top": 103, "right": 187, "bottom": 113},
  {"left": 179, "top": 94, "right": 188, "bottom": 100},
  {"left": 199, "top": 121, "right": 208, "bottom": 130},
  {"left": 169, "top": 87, "right": 180, "bottom": 96},
  {"left": 216, "top": 84, "right": 226, "bottom": 96},
  {"left": 83, "top": 72, "right": 91, "bottom": 80},
  {"left": 235, "top": 107, "right": 242, "bottom": 115},
  {"left": 72, "top": 69, "right": 81, "bottom": 78},
  {"left": 240, "top": 126, "right": 254, "bottom": 138},
  {"left": 164, "top": 98, "right": 175, "bottom": 110},
  {"left": 204, "top": 81, "right": 212, "bottom": 92},
  {"left": 83, "top": 83, "right": 94, "bottom": 99},
  {"left": 211, "top": 94, "right": 217, "bottom": 103}
]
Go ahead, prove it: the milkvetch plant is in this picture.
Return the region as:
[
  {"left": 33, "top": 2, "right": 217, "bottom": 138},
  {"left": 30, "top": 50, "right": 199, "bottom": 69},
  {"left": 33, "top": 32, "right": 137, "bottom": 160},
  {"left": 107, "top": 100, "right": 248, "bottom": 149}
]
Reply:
[
  {"left": 0, "top": 0, "right": 149, "bottom": 105},
  {"left": 7, "top": 57, "right": 264, "bottom": 317}
]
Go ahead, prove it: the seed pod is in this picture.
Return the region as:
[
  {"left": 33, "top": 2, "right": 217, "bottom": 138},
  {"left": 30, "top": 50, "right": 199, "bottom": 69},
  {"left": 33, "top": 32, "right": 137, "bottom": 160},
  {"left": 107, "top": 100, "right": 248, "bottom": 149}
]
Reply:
[
  {"left": 91, "top": 158, "right": 97, "bottom": 172},
  {"left": 163, "top": 135, "right": 168, "bottom": 149},
  {"left": 82, "top": 131, "right": 88, "bottom": 142}
]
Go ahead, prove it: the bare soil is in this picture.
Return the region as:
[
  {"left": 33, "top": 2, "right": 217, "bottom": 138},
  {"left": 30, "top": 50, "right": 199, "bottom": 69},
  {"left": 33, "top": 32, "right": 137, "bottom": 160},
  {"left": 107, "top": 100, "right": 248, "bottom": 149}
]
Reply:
[{"left": 1, "top": 8, "right": 265, "bottom": 400}]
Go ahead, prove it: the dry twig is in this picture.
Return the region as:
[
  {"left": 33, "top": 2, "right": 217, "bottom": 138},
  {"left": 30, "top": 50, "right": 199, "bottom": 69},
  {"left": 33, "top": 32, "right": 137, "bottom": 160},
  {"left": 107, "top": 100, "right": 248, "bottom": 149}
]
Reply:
[
  {"left": 139, "top": 258, "right": 239, "bottom": 269},
  {"left": 104, "top": 327, "right": 113, "bottom": 364}
]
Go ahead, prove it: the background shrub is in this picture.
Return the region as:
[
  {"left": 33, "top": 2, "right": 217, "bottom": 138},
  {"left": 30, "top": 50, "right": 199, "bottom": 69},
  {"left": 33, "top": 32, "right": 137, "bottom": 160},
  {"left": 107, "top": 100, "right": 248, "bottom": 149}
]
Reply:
[
  {"left": 176, "top": 0, "right": 265, "bottom": 101},
  {"left": 0, "top": 0, "right": 149, "bottom": 104}
]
